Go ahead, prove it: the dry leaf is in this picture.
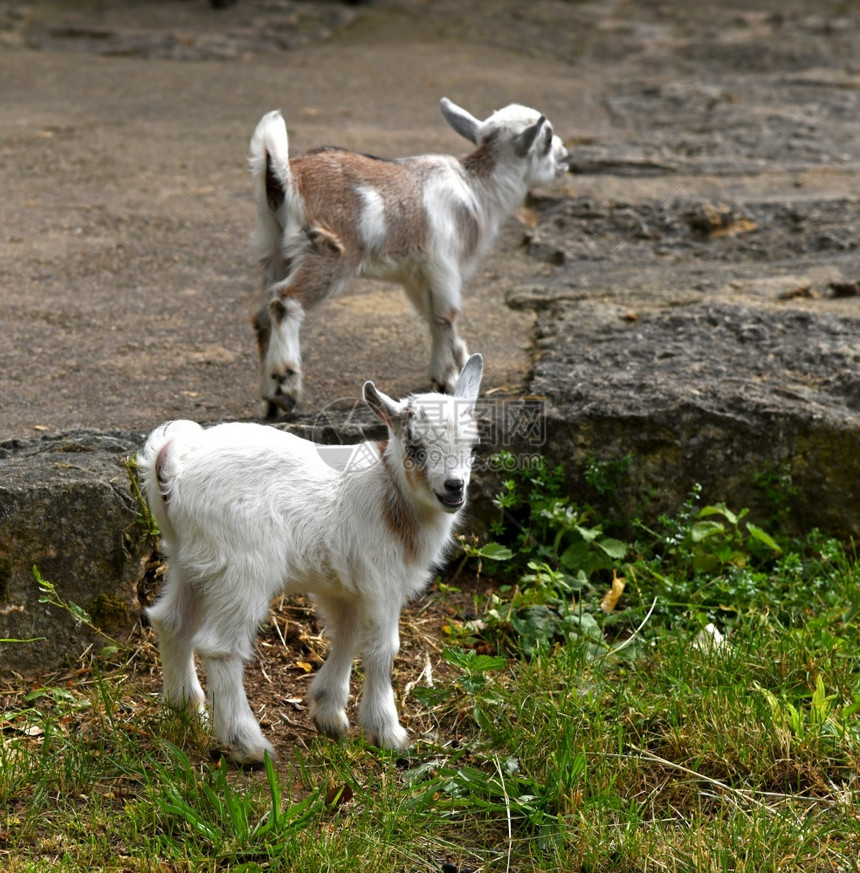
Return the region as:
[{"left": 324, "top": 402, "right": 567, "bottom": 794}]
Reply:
[
  {"left": 325, "top": 782, "right": 354, "bottom": 808},
  {"left": 600, "top": 570, "right": 626, "bottom": 614},
  {"left": 296, "top": 660, "right": 313, "bottom": 673}
]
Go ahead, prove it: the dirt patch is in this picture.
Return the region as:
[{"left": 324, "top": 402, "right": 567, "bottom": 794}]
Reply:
[{"left": 2, "top": 0, "right": 858, "bottom": 442}]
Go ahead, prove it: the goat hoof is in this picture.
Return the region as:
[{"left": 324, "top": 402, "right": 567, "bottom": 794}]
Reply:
[
  {"left": 226, "top": 735, "right": 276, "bottom": 765},
  {"left": 312, "top": 708, "right": 350, "bottom": 740},
  {"left": 262, "top": 393, "right": 298, "bottom": 417},
  {"left": 362, "top": 723, "right": 409, "bottom": 751},
  {"left": 276, "top": 394, "right": 297, "bottom": 413}
]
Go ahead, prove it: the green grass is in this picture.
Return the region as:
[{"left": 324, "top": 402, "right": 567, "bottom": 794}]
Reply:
[{"left": 2, "top": 459, "right": 859, "bottom": 871}]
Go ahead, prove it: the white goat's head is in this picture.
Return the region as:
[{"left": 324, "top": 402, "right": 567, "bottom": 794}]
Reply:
[
  {"left": 440, "top": 97, "right": 572, "bottom": 187},
  {"left": 364, "top": 354, "right": 483, "bottom": 514}
]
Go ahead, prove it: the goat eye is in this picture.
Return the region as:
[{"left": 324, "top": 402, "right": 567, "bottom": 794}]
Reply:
[
  {"left": 405, "top": 441, "right": 423, "bottom": 461},
  {"left": 543, "top": 129, "right": 553, "bottom": 154}
]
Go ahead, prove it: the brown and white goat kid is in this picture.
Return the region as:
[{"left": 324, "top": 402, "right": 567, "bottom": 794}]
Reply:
[
  {"left": 250, "top": 98, "right": 571, "bottom": 417},
  {"left": 140, "top": 354, "right": 483, "bottom": 763}
]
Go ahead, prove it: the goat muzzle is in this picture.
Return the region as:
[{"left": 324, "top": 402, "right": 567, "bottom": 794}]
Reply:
[{"left": 437, "top": 478, "right": 465, "bottom": 510}]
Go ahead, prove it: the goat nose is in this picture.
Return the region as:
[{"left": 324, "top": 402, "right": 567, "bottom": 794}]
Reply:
[{"left": 444, "top": 478, "right": 464, "bottom": 493}]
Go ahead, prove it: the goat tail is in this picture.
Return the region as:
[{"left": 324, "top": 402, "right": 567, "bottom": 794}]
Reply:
[
  {"left": 249, "top": 110, "right": 300, "bottom": 275},
  {"left": 138, "top": 420, "right": 204, "bottom": 543},
  {"left": 249, "top": 109, "right": 292, "bottom": 198}
]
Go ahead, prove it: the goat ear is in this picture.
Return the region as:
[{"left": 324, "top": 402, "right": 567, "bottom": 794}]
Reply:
[
  {"left": 363, "top": 381, "right": 400, "bottom": 428},
  {"left": 440, "top": 97, "right": 481, "bottom": 145},
  {"left": 454, "top": 354, "right": 483, "bottom": 406},
  {"left": 513, "top": 115, "right": 546, "bottom": 158}
]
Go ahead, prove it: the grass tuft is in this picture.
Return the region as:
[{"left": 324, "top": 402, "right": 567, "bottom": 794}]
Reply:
[{"left": 2, "top": 454, "right": 859, "bottom": 870}]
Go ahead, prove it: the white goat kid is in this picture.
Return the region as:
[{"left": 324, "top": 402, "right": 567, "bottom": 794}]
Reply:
[
  {"left": 140, "top": 354, "right": 483, "bottom": 763},
  {"left": 250, "top": 98, "right": 571, "bottom": 417}
]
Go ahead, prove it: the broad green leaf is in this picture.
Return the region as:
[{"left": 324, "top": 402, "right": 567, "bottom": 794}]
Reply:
[
  {"left": 560, "top": 541, "right": 590, "bottom": 569},
  {"left": 68, "top": 602, "right": 93, "bottom": 625},
  {"left": 573, "top": 525, "right": 601, "bottom": 543},
  {"left": 566, "top": 611, "right": 605, "bottom": 643},
  {"left": 476, "top": 542, "right": 514, "bottom": 561},
  {"left": 746, "top": 523, "right": 782, "bottom": 553},
  {"left": 594, "top": 537, "right": 627, "bottom": 560},
  {"left": 442, "top": 648, "right": 506, "bottom": 673},
  {"left": 690, "top": 520, "right": 725, "bottom": 543}
]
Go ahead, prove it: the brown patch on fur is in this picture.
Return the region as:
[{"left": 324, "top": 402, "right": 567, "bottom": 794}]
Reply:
[
  {"left": 265, "top": 153, "right": 285, "bottom": 213},
  {"left": 269, "top": 296, "right": 289, "bottom": 325},
  {"left": 453, "top": 201, "right": 481, "bottom": 261},
  {"left": 264, "top": 148, "right": 440, "bottom": 313},
  {"left": 292, "top": 149, "right": 429, "bottom": 259},
  {"left": 281, "top": 264, "right": 345, "bottom": 309},
  {"left": 404, "top": 457, "right": 432, "bottom": 497},
  {"left": 462, "top": 137, "right": 498, "bottom": 181},
  {"left": 379, "top": 444, "right": 420, "bottom": 563},
  {"left": 307, "top": 224, "right": 344, "bottom": 256},
  {"left": 155, "top": 441, "right": 172, "bottom": 509},
  {"left": 251, "top": 305, "right": 271, "bottom": 359},
  {"left": 376, "top": 165, "right": 429, "bottom": 258},
  {"left": 292, "top": 152, "right": 370, "bottom": 252}
]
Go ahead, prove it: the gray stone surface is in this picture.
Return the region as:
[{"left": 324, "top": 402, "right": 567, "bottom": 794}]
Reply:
[
  {"left": 528, "top": 299, "right": 859, "bottom": 535},
  {"left": 506, "top": 185, "right": 859, "bottom": 535},
  {"left": 0, "top": 432, "right": 151, "bottom": 674}
]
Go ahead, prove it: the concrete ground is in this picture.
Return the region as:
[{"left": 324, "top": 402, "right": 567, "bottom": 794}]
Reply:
[
  {"left": 0, "top": 0, "right": 582, "bottom": 439},
  {"left": 0, "top": 0, "right": 857, "bottom": 443}
]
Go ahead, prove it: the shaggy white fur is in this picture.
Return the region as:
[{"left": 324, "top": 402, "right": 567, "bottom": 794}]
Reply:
[{"left": 140, "top": 355, "right": 483, "bottom": 763}]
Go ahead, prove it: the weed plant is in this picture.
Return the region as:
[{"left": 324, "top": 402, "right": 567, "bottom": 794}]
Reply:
[{"left": 1, "top": 453, "right": 858, "bottom": 871}]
